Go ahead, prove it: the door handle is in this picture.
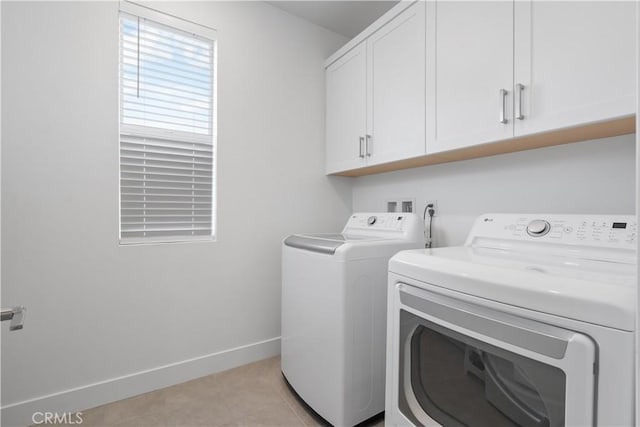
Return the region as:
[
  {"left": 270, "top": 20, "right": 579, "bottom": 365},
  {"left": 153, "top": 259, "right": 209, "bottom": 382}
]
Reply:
[
  {"left": 1, "top": 306, "right": 26, "bottom": 331},
  {"left": 515, "top": 83, "right": 525, "bottom": 120},
  {"left": 365, "top": 134, "right": 372, "bottom": 157},
  {"left": 358, "top": 136, "right": 365, "bottom": 158},
  {"left": 499, "top": 89, "right": 508, "bottom": 124}
]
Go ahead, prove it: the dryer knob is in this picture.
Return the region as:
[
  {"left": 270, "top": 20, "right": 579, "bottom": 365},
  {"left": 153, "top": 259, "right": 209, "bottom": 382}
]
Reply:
[
  {"left": 367, "top": 216, "right": 377, "bottom": 226},
  {"left": 527, "top": 220, "right": 551, "bottom": 237}
]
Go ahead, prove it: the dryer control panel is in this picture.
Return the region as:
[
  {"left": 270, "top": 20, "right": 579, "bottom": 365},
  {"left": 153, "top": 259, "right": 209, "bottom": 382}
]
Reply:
[{"left": 468, "top": 214, "right": 637, "bottom": 249}]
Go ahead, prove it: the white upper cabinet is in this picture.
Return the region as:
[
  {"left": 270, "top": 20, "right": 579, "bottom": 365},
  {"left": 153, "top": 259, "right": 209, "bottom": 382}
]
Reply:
[
  {"left": 326, "top": 1, "right": 426, "bottom": 174},
  {"left": 326, "top": 1, "right": 636, "bottom": 175},
  {"left": 427, "top": 0, "right": 637, "bottom": 155},
  {"left": 326, "top": 42, "right": 367, "bottom": 174},
  {"left": 366, "top": 1, "right": 425, "bottom": 166},
  {"left": 513, "top": 1, "right": 637, "bottom": 136},
  {"left": 427, "top": 1, "right": 514, "bottom": 154}
]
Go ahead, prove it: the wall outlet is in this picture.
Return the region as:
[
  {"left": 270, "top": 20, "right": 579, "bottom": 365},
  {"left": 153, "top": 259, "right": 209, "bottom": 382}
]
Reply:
[
  {"left": 386, "top": 200, "right": 398, "bottom": 213},
  {"left": 424, "top": 200, "right": 438, "bottom": 216}
]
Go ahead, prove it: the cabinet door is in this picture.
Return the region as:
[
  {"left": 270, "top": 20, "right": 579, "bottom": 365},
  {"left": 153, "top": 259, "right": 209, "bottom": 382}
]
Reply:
[
  {"left": 366, "top": 1, "right": 426, "bottom": 166},
  {"left": 326, "top": 43, "right": 367, "bottom": 174},
  {"left": 514, "top": 1, "right": 637, "bottom": 137},
  {"left": 428, "top": 1, "right": 514, "bottom": 154}
]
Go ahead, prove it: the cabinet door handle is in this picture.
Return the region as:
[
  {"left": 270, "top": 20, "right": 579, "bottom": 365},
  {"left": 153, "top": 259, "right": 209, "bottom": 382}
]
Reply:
[
  {"left": 365, "top": 134, "right": 372, "bottom": 157},
  {"left": 499, "top": 89, "right": 508, "bottom": 124},
  {"left": 359, "top": 136, "right": 365, "bottom": 158},
  {"left": 515, "top": 83, "right": 525, "bottom": 120}
]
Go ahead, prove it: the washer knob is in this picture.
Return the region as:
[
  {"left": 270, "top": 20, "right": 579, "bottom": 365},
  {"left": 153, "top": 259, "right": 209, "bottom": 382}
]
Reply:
[
  {"left": 527, "top": 219, "right": 551, "bottom": 237},
  {"left": 367, "top": 216, "right": 377, "bottom": 226}
]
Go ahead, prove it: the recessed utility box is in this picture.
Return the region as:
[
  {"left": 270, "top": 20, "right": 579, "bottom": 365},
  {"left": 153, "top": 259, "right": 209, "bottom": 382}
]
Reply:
[
  {"left": 386, "top": 198, "right": 415, "bottom": 213},
  {"left": 401, "top": 200, "right": 414, "bottom": 213}
]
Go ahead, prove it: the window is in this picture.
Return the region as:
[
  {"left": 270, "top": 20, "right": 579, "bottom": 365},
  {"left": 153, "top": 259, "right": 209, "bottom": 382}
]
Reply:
[{"left": 119, "top": 3, "right": 217, "bottom": 244}]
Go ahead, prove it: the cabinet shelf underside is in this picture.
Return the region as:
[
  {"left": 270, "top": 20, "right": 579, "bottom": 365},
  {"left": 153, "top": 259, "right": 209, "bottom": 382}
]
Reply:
[{"left": 330, "top": 116, "right": 636, "bottom": 177}]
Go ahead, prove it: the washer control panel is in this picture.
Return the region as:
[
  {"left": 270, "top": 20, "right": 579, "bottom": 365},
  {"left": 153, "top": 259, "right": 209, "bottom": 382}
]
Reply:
[
  {"left": 470, "top": 214, "right": 637, "bottom": 248},
  {"left": 344, "top": 213, "right": 413, "bottom": 232}
]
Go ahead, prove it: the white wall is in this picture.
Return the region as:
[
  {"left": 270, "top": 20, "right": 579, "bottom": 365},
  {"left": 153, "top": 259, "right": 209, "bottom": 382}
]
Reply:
[
  {"left": 636, "top": 3, "right": 639, "bottom": 424},
  {"left": 1, "top": 1, "right": 349, "bottom": 424},
  {"left": 0, "top": 0, "right": 3, "bottom": 423},
  {"left": 353, "top": 135, "right": 636, "bottom": 246}
]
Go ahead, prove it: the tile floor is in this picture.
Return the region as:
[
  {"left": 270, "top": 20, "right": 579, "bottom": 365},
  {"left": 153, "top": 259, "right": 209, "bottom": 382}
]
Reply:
[{"left": 70, "top": 357, "right": 385, "bottom": 427}]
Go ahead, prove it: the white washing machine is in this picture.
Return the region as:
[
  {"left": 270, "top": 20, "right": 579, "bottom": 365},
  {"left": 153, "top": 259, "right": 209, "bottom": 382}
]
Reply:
[
  {"left": 385, "top": 213, "right": 636, "bottom": 427},
  {"left": 282, "top": 213, "right": 424, "bottom": 426}
]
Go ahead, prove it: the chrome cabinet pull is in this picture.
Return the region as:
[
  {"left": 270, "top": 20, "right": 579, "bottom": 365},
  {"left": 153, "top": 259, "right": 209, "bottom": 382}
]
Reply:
[
  {"left": 1, "top": 306, "right": 26, "bottom": 331},
  {"left": 365, "top": 134, "right": 372, "bottom": 157},
  {"left": 515, "top": 83, "right": 525, "bottom": 120},
  {"left": 499, "top": 89, "right": 508, "bottom": 124},
  {"left": 358, "top": 136, "right": 365, "bottom": 158}
]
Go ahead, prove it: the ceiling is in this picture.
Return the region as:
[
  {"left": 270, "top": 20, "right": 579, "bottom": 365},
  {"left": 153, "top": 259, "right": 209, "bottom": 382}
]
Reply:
[{"left": 267, "top": 1, "right": 399, "bottom": 38}]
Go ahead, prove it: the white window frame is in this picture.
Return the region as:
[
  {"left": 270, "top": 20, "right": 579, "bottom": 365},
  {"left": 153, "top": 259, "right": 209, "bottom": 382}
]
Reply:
[{"left": 118, "top": 1, "right": 218, "bottom": 245}]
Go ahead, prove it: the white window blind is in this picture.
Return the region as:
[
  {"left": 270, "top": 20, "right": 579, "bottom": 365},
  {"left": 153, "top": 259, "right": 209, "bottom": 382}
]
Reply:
[{"left": 119, "top": 6, "right": 216, "bottom": 244}]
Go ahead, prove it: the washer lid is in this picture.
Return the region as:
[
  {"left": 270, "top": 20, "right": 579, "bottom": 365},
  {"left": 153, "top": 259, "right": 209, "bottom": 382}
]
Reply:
[
  {"left": 284, "top": 233, "right": 380, "bottom": 255},
  {"left": 389, "top": 247, "right": 636, "bottom": 331}
]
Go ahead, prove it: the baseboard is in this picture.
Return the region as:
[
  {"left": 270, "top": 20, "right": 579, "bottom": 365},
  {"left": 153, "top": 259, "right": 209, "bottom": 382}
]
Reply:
[{"left": 1, "top": 337, "right": 281, "bottom": 427}]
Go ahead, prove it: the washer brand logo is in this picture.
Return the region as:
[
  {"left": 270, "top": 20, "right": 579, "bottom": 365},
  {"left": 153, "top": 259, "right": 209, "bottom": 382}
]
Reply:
[
  {"left": 483, "top": 218, "right": 493, "bottom": 222},
  {"left": 32, "top": 412, "right": 83, "bottom": 425}
]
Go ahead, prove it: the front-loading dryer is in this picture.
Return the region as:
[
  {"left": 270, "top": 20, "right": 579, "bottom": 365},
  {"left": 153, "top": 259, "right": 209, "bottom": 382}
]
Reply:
[
  {"left": 385, "top": 214, "right": 636, "bottom": 427},
  {"left": 281, "top": 213, "right": 424, "bottom": 426}
]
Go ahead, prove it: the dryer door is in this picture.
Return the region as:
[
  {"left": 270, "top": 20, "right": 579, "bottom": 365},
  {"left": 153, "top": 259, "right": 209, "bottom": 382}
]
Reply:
[{"left": 394, "top": 284, "right": 595, "bottom": 427}]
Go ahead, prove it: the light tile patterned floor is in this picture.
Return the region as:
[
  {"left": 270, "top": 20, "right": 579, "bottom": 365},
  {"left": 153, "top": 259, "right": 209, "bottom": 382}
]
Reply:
[{"left": 70, "top": 357, "right": 385, "bottom": 427}]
